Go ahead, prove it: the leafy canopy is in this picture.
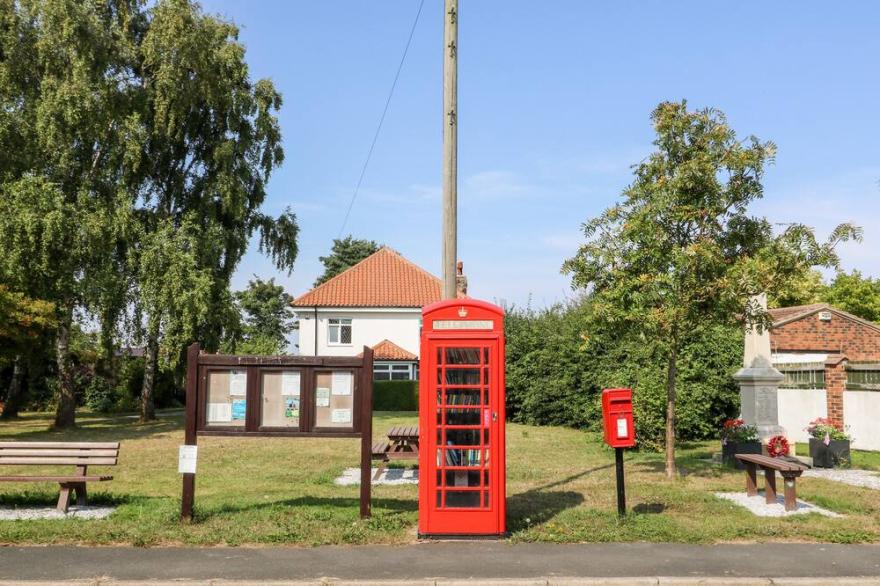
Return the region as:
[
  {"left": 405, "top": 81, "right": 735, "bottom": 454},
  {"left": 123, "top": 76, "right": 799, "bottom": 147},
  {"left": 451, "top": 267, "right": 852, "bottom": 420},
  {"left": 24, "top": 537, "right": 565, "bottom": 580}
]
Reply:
[{"left": 223, "top": 277, "right": 295, "bottom": 355}]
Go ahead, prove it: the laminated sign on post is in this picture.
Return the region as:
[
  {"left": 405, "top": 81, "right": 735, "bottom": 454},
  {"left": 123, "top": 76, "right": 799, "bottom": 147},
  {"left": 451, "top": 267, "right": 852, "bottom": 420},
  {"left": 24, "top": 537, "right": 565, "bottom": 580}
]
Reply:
[{"left": 178, "top": 445, "right": 198, "bottom": 474}]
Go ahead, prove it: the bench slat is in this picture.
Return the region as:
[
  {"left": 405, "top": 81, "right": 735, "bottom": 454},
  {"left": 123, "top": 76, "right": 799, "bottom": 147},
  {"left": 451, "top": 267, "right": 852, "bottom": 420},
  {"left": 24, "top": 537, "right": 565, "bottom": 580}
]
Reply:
[
  {"left": 735, "top": 453, "right": 807, "bottom": 472},
  {"left": 0, "top": 476, "right": 113, "bottom": 482},
  {"left": 0, "top": 449, "right": 119, "bottom": 457},
  {"left": 0, "top": 442, "right": 119, "bottom": 449},
  {"left": 0, "top": 457, "right": 118, "bottom": 465}
]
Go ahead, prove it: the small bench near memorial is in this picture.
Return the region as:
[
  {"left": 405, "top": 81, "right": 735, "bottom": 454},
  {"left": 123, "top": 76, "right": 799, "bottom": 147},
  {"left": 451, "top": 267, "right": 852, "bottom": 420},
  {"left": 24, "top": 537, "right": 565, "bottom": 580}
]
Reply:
[
  {"left": 0, "top": 441, "right": 120, "bottom": 513},
  {"left": 735, "top": 453, "right": 808, "bottom": 512}
]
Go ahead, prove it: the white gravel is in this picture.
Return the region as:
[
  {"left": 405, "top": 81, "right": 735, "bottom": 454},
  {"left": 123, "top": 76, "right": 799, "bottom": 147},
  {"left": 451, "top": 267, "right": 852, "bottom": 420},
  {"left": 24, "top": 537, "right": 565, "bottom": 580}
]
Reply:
[
  {"left": 802, "top": 467, "right": 880, "bottom": 490},
  {"left": 335, "top": 467, "right": 419, "bottom": 486},
  {"left": 0, "top": 505, "right": 115, "bottom": 521},
  {"left": 715, "top": 492, "right": 842, "bottom": 518}
]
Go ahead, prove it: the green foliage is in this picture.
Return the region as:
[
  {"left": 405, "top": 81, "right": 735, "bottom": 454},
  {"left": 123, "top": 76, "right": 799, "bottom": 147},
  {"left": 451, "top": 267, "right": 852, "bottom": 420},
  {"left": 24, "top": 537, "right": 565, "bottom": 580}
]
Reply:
[
  {"left": 315, "top": 236, "right": 381, "bottom": 286},
  {"left": 84, "top": 376, "right": 116, "bottom": 413},
  {"left": 0, "top": 285, "right": 55, "bottom": 365},
  {"left": 223, "top": 278, "right": 294, "bottom": 355},
  {"left": 561, "top": 101, "right": 860, "bottom": 472},
  {"left": 504, "top": 301, "right": 742, "bottom": 449},
  {"left": 373, "top": 380, "right": 419, "bottom": 411},
  {"left": 822, "top": 270, "right": 880, "bottom": 323},
  {"left": 769, "top": 269, "right": 826, "bottom": 308}
]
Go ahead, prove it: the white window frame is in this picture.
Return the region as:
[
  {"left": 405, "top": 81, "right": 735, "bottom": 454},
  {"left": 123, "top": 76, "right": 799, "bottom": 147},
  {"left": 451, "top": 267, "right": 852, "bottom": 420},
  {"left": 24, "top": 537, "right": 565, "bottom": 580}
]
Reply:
[
  {"left": 327, "top": 318, "right": 353, "bottom": 346},
  {"left": 373, "top": 362, "right": 416, "bottom": 381}
]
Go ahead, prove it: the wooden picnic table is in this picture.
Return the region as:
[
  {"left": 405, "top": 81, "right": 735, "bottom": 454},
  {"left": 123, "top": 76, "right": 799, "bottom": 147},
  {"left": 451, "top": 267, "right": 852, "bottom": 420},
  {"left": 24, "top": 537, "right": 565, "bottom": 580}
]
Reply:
[{"left": 371, "top": 425, "right": 419, "bottom": 480}]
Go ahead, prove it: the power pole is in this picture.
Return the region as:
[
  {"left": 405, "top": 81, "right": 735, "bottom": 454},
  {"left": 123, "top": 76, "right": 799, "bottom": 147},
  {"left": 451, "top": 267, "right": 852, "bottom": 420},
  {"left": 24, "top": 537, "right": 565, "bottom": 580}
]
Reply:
[{"left": 442, "top": 0, "right": 458, "bottom": 299}]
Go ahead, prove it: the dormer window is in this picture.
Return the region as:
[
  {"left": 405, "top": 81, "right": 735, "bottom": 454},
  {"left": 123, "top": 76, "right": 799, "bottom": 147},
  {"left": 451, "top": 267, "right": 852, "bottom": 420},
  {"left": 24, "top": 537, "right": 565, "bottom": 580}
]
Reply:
[{"left": 327, "top": 318, "right": 352, "bottom": 345}]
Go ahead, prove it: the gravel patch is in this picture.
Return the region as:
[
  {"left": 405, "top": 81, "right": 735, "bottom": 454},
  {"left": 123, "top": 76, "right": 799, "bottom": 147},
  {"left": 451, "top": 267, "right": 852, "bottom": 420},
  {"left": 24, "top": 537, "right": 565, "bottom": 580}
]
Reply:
[
  {"left": 335, "top": 467, "right": 418, "bottom": 486},
  {"left": 715, "top": 492, "right": 842, "bottom": 518},
  {"left": 0, "top": 505, "right": 115, "bottom": 521},
  {"left": 803, "top": 468, "right": 880, "bottom": 490}
]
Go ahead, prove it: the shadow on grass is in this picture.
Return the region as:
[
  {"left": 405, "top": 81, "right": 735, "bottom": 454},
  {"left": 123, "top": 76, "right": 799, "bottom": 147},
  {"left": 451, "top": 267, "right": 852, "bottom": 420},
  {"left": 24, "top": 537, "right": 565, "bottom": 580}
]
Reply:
[
  {"left": 0, "top": 412, "right": 182, "bottom": 442},
  {"left": 507, "top": 490, "right": 584, "bottom": 531},
  {"left": 194, "top": 495, "right": 418, "bottom": 522},
  {"left": 0, "top": 489, "right": 151, "bottom": 508}
]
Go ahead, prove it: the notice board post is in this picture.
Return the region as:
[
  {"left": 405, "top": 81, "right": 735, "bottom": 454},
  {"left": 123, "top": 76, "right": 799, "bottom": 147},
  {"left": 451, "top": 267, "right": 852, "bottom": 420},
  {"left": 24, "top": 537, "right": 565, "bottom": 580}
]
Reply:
[{"left": 180, "top": 345, "right": 374, "bottom": 521}]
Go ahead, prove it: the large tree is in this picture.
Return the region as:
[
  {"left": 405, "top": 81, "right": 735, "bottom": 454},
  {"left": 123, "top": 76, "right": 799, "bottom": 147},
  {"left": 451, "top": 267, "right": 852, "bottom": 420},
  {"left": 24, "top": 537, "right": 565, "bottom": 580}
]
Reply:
[
  {"left": 130, "top": 0, "right": 298, "bottom": 421},
  {"left": 314, "top": 236, "right": 380, "bottom": 286},
  {"left": 563, "top": 101, "right": 860, "bottom": 477},
  {"left": 223, "top": 277, "right": 295, "bottom": 355},
  {"left": 823, "top": 270, "right": 880, "bottom": 323},
  {"left": 0, "top": 0, "right": 142, "bottom": 427}
]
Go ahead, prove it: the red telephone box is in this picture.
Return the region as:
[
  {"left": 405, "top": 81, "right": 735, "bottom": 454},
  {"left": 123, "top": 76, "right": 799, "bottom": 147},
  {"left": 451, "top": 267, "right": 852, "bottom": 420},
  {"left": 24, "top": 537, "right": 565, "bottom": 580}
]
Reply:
[{"left": 419, "top": 299, "right": 506, "bottom": 536}]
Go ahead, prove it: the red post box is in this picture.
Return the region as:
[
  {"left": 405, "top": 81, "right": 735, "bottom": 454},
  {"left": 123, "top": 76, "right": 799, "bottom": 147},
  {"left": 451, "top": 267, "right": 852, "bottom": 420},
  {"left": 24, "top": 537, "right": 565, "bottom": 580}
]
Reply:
[
  {"left": 419, "top": 299, "right": 506, "bottom": 536},
  {"left": 602, "top": 388, "right": 635, "bottom": 449}
]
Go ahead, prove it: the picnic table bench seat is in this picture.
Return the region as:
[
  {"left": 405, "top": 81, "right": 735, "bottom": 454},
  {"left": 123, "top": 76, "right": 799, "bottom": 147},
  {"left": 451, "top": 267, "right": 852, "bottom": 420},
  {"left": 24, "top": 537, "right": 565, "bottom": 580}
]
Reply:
[
  {"left": 370, "top": 426, "right": 420, "bottom": 480},
  {"left": 735, "top": 453, "right": 809, "bottom": 512},
  {"left": 0, "top": 441, "right": 120, "bottom": 512}
]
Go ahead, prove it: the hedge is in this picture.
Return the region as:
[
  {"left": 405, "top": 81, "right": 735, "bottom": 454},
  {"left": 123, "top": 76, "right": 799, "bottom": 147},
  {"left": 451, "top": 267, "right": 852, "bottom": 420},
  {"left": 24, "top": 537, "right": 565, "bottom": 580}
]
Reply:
[{"left": 373, "top": 380, "right": 419, "bottom": 411}]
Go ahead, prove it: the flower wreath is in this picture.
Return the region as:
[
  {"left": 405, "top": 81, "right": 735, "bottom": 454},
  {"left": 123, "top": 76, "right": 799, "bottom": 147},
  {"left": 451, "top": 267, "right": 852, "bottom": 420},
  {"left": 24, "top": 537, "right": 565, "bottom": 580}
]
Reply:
[{"left": 766, "top": 435, "right": 790, "bottom": 458}]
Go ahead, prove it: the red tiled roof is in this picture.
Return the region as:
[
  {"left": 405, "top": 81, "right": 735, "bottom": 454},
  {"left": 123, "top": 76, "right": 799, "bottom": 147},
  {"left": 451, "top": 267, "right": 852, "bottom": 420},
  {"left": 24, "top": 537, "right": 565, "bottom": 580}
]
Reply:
[
  {"left": 769, "top": 303, "right": 880, "bottom": 333},
  {"left": 291, "top": 247, "right": 441, "bottom": 308},
  {"left": 371, "top": 339, "right": 418, "bottom": 361}
]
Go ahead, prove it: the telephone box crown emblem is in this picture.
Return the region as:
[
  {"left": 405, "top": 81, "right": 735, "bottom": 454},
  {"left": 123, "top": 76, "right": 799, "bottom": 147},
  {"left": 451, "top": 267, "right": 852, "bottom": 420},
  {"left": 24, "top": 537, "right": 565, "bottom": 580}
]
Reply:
[{"left": 457, "top": 306, "right": 468, "bottom": 318}]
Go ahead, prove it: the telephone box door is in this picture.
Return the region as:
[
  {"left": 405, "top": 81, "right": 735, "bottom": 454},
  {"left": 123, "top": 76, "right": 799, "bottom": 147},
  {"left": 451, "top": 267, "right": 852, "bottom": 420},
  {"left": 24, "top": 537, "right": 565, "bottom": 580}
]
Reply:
[{"left": 419, "top": 300, "right": 506, "bottom": 536}]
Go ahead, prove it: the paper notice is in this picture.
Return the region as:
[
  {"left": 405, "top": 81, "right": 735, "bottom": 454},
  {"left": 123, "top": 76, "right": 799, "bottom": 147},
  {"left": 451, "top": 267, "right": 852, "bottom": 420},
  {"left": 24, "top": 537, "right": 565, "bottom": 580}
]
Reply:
[
  {"left": 331, "top": 372, "right": 352, "bottom": 395},
  {"left": 284, "top": 397, "right": 300, "bottom": 419},
  {"left": 229, "top": 371, "right": 247, "bottom": 396},
  {"left": 281, "top": 371, "right": 301, "bottom": 396},
  {"left": 231, "top": 399, "right": 246, "bottom": 420},
  {"left": 316, "top": 388, "right": 330, "bottom": 407},
  {"left": 207, "top": 403, "right": 232, "bottom": 423},
  {"left": 331, "top": 408, "right": 351, "bottom": 424},
  {"left": 178, "top": 445, "right": 198, "bottom": 474},
  {"left": 616, "top": 417, "right": 628, "bottom": 438}
]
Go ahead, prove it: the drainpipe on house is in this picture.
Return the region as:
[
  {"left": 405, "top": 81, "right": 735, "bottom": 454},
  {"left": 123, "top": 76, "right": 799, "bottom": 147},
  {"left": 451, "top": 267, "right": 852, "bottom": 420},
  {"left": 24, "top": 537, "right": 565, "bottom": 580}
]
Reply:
[{"left": 314, "top": 306, "right": 319, "bottom": 356}]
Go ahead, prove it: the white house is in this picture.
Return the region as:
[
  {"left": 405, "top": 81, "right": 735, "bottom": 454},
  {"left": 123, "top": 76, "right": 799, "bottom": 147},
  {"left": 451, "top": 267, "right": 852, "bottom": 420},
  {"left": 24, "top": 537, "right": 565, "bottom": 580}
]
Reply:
[{"left": 291, "top": 247, "right": 443, "bottom": 381}]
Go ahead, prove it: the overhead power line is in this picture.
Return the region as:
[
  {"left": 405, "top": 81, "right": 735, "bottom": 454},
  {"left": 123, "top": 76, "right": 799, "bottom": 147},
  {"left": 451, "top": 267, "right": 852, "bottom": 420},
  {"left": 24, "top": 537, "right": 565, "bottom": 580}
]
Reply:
[{"left": 337, "top": 0, "right": 426, "bottom": 239}]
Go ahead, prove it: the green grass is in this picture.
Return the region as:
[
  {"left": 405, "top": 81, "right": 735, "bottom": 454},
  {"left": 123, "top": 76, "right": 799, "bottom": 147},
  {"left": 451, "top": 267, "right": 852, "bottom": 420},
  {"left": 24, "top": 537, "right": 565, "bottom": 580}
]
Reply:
[{"left": 1, "top": 411, "right": 879, "bottom": 545}]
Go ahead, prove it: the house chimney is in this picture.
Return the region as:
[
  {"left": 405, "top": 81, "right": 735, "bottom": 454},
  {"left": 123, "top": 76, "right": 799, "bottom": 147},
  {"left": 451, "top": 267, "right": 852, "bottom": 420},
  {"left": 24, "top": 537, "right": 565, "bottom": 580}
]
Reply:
[{"left": 456, "top": 261, "right": 468, "bottom": 298}]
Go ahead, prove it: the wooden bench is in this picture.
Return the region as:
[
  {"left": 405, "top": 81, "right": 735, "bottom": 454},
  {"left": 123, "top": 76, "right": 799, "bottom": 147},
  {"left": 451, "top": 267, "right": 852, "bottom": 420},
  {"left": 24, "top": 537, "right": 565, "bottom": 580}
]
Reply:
[
  {"left": 735, "top": 453, "right": 808, "bottom": 511},
  {"left": 0, "top": 442, "right": 120, "bottom": 512},
  {"left": 371, "top": 425, "right": 420, "bottom": 480}
]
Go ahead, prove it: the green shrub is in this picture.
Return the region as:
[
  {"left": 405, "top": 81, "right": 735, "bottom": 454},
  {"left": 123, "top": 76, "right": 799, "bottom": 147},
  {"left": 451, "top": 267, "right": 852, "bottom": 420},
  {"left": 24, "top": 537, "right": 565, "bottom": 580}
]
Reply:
[
  {"left": 84, "top": 376, "right": 116, "bottom": 413},
  {"left": 374, "top": 380, "right": 418, "bottom": 411}
]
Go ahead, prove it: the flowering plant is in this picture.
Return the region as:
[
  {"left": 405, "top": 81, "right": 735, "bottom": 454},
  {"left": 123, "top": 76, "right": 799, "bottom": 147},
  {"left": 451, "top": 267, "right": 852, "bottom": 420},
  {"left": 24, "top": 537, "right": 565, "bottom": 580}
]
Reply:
[
  {"left": 805, "top": 417, "right": 850, "bottom": 444},
  {"left": 720, "top": 419, "right": 759, "bottom": 444}
]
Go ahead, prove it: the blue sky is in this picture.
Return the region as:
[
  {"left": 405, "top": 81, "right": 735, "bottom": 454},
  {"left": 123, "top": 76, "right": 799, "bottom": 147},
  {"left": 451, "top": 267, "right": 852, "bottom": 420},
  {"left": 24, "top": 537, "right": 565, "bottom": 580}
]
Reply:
[{"left": 201, "top": 1, "right": 880, "bottom": 307}]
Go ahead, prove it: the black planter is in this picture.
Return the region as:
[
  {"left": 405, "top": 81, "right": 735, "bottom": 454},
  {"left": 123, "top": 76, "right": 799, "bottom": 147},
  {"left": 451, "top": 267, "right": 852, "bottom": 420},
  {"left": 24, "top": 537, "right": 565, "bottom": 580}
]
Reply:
[
  {"left": 721, "top": 440, "right": 762, "bottom": 469},
  {"left": 809, "top": 438, "right": 851, "bottom": 468}
]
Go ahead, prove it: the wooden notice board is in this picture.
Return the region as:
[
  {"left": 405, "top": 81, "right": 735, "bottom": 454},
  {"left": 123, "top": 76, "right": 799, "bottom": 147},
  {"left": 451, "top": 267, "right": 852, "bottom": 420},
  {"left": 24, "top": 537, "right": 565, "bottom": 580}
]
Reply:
[{"left": 181, "top": 344, "right": 374, "bottom": 521}]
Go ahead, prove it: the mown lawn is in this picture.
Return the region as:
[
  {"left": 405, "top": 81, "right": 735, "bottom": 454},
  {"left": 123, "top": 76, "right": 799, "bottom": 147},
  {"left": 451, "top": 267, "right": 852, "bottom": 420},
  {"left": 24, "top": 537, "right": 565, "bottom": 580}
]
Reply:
[{"left": 1, "top": 410, "right": 878, "bottom": 545}]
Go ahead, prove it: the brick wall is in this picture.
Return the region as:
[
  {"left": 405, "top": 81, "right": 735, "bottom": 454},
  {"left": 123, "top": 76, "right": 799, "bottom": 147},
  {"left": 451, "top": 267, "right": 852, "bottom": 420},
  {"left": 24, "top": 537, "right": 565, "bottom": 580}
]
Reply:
[
  {"left": 770, "top": 311, "right": 880, "bottom": 362},
  {"left": 824, "top": 358, "right": 847, "bottom": 428}
]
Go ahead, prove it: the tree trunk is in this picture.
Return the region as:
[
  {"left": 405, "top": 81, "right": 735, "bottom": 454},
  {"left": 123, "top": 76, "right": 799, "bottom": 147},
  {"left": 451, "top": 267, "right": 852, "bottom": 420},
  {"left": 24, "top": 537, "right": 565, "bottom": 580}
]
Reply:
[
  {"left": 54, "top": 308, "right": 76, "bottom": 429},
  {"left": 1, "top": 356, "right": 25, "bottom": 419},
  {"left": 140, "top": 328, "right": 159, "bottom": 422},
  {"left": 664, "top": 347, "right": 678, "bottom": 479}
]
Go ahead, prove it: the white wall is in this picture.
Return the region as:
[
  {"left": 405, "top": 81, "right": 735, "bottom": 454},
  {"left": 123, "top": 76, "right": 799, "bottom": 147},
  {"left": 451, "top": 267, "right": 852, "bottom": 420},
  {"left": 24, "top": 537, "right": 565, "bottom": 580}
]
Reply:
[
  {"left": 844, "top": 391, "right": 880, "bottom": 451},
  {"left": 777, "top": 388, "right": 827, "bottom": 444},
  {"left": 296, "top": 308, "right": 421, "bottom": 357}
]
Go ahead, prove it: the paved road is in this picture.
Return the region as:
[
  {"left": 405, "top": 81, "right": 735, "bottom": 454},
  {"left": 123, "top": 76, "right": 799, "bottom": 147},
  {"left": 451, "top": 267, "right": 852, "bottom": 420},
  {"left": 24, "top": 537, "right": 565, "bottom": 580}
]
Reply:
[{"left": 0, "top": 543, "right": 879, "bottom": 583}]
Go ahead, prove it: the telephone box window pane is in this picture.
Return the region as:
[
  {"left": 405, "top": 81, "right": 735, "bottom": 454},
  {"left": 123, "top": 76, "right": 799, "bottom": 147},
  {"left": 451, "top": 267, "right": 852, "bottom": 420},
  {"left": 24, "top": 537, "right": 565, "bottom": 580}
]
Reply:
[
  {"left": 446, "top": 348, "right": 481, "bottom": 364},
  {"left": 446, "top": 409, "right": 479, "bottom": 425},
  {"left": 446, "top": 491, "right": 480, "bottom": 508},
  {"left": 436, "top": 409, "right": 444, "bottom": 425},
  {"left": 445, "top": 368, "right": 481, "bottom": 385},
  {"left": 483, "top": 490, "right": 490, "bottom": 508},
  {"left": 446, "top": 429, "right": 481, "bottom": 446},
  {"left": 260, "top": 370, "right": 301, "bottom": 428},
  {"left": 445, "top": 389, "right": 480, "bottom": 406},
  {"left": 314, "top": 371, "right": 354, "bottom": 428},
  {"left": 206, "top": 370, "right": 247, "bottom": 427},
  {"left": 444, "top": 470, "right": 481, "bottom": 487},
  {"left": 436, "top": 491, "right": 443, "bottom": 507}
]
